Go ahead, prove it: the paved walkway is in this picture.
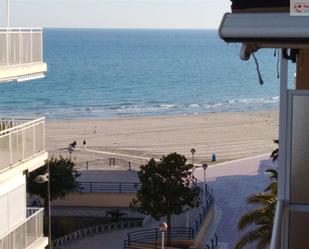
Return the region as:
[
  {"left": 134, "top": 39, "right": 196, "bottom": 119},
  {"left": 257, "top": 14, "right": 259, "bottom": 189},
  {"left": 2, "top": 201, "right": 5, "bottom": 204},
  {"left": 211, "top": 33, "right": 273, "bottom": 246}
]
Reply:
[
  {"left": 62, "top": 155, "right": 275, "bottom": 249},
  {"left": 194, "top": 155, "right": 275, "bottom": 249}
]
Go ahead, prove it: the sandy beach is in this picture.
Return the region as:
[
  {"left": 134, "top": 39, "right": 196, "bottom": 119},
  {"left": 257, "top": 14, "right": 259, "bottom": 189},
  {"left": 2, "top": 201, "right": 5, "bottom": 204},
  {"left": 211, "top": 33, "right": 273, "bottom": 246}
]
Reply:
[{"left": 46, "top": 110, "right": 279, "bottom": 166}]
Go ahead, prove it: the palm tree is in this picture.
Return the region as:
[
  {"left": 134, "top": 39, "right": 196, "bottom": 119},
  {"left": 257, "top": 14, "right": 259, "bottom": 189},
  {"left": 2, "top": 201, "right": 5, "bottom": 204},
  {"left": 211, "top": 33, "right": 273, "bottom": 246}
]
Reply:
[
  {"left": 270, "top": 140, "right": 279, "bottom": 162},
  {"left": 234, "top": 168, "right": 277, "bottom": 249}
]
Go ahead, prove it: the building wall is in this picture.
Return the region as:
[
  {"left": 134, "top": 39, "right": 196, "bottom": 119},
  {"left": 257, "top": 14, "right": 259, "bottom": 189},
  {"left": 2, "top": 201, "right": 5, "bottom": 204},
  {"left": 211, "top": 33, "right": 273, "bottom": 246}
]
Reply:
[{"left": 51, "top": 192, "right": 136, "bottom": 208}]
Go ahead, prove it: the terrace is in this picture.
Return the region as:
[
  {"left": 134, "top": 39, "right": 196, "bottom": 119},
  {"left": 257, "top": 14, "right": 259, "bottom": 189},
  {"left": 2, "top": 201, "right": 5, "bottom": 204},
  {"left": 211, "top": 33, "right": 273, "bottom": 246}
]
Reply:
[{"left": 0, "top": 28, "right": 47, "bottom": 83}]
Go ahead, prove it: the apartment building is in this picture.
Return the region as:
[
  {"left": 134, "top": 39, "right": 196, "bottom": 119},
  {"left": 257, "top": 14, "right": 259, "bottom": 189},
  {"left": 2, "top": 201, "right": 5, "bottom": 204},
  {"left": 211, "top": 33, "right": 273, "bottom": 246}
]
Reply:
[
  {"left": 219, "top": 1, "right": 309, "bottom": 248},
  {"left": 0, "top": 2, "right": 48, "bottom": 248}
]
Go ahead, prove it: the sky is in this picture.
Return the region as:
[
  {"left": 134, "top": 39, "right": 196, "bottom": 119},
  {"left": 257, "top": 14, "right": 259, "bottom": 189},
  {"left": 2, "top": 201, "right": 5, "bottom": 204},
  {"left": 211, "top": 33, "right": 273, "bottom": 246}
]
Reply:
[{"left": 0, "top": 0, "right": 231, "bottom": 29}]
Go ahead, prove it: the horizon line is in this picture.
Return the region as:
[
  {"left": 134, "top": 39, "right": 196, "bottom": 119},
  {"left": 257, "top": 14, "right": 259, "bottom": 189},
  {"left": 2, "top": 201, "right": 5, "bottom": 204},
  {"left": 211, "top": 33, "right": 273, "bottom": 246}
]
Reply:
[{"left": 42, "top": 27, "right": 218, "bottom": 31}]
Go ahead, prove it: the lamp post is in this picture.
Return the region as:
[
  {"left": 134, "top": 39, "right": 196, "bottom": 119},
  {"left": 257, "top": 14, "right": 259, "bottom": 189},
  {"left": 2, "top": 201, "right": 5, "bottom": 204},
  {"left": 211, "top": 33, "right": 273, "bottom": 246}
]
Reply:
[
  {"left": 159, "top": 222, "right": 168, "bottom": 249},
  {"left": 190, "top": 148, "right": 196, "bottom": 179},
  {"left": 202, "top": 163, "right": 208, "bottom": 205},
  {"left": 34, "top": 162, "right": 51, "bottom": 249}
]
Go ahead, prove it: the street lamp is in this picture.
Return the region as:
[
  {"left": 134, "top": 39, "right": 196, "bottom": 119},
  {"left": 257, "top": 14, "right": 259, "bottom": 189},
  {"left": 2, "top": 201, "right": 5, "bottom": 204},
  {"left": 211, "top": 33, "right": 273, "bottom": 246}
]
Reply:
[
  {"left": 34, "top": 163, "right": 51, "bottom": 249},
  {"left": 190, "top": 148, "right": 196, "bottom": 179},
  {"left": 159, "top": 222, "right": 168, "bottom": 249},
  {"left": 202, "top": 163, "right": 208, "bottom": 205}
]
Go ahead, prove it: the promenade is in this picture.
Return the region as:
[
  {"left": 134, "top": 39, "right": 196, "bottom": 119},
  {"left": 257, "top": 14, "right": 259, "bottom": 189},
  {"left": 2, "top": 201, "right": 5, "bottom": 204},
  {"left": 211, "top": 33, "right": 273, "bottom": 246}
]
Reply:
[{"left": 62, "top": 154, "right": 275, "bottom": 249}]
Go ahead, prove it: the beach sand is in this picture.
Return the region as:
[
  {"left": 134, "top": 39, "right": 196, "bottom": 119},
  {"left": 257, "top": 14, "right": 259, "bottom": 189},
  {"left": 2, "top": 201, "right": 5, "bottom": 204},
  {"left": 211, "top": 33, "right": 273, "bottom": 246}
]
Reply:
[{"left": 46, "top": 110, "right": 279, "bottom": 166}]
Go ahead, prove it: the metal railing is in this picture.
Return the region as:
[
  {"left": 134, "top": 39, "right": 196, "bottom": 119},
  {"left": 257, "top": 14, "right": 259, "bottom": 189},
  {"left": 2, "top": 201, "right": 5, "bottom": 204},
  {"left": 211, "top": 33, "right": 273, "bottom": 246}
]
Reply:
[
  {"left": 204, "top": 234, "right": 218, "bottom": 249},
  {"left": 0, "top": 117, "right": 45, "bottom": 172},
  {"left": 0, "top": 208, "right": 44, "bottom": 249},
  {"left": 75, "top": 158, "right": 141, "bottom": 171},
  {"left": 79, "top": 181, "right": 141, "bottom": 193},
  {"left": 53, "top": 219, "right": 143, "bottom": 249},
  {"left": 270, "top": 199, "right": 283, "bottom": 249},
  {"left": 191, "top": 184, "right": 215, "bottom": 235},
  {"left": 0, "top": 28, "right": 43, "bottom": 68},
  {"left": 124, "top": 227, "right": 194, "bottom": 249},
  {"left": 124, "top": 184, "right": 215, "bottom": 249}
]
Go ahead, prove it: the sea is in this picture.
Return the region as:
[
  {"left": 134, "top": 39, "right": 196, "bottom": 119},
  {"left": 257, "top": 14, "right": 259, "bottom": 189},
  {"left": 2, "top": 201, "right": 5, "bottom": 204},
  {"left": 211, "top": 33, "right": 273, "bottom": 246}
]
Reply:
[{"left": 0, "top": 29, "right": 295, "bottom": 120}]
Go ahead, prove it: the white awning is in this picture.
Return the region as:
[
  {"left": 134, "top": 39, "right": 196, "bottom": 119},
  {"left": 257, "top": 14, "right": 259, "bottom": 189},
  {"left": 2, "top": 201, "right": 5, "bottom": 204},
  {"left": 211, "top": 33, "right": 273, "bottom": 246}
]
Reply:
[{"left": 219, "top": 13, "right": 309, "bottom": 48}]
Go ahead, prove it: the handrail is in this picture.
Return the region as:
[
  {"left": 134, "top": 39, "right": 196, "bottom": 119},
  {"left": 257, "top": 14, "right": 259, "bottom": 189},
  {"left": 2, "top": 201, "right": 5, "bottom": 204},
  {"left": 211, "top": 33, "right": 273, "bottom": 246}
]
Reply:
[
  {"left": 191, "top": 184, "right": 215, "bottom": 235},
  {"left": 53, "top": 219, "right": 143, "bottom": 249},
  {"left": 0, "top": 27, "right": 42, "bottom": 30},
  {"left": 270, "top": 199, "right": 284, "bottom": 249},
  {"left": 126, "top": 227, "right": 194, "bottom": 246},
  {"left": 79, "top": 181, "right": 141, "bottom": 193},
  {"left": 0, "top": 117, "right": 45, "bottom": 136}
]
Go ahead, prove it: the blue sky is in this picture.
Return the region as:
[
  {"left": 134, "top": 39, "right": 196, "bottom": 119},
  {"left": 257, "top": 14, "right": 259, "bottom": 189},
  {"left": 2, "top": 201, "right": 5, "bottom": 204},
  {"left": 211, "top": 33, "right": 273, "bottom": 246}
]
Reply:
[{"left": 0, "top": 0, "right": 231, "bottom": 29}]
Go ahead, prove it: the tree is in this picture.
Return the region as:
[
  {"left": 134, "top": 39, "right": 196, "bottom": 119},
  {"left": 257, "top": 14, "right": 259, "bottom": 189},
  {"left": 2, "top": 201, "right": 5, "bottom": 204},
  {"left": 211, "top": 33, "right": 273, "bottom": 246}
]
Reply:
[
  {"left": 27, "top": 156, "right": 80, "bottom": 235},
  {"left": 27, "top": 156, "right": 80, "bottom": 201},
  {"left": 131, "top": 153, "right": 200, "bottom": 244},
  {"left": 234, "top": 168, "right": 278, "bottom": 249}
]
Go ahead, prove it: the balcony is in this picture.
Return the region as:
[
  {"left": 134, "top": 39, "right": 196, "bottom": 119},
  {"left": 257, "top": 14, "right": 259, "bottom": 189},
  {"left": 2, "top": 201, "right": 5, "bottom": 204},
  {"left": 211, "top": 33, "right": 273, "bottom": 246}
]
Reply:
[
  {"left": 0, "top": 28, "right": 47, "bottom": 83},
  {"left": 0, "top": 117, "right": 46, "bottom": 174},
  {"left": 0, "top": 208, "right": 47, "bottom": 249}
]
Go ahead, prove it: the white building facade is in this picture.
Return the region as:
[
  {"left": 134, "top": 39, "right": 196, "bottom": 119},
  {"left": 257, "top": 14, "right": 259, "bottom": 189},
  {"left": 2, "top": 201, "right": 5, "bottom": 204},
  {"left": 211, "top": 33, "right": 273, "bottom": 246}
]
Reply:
[{"left": 0, "top": 1, "right": 48, "bottom": 248}]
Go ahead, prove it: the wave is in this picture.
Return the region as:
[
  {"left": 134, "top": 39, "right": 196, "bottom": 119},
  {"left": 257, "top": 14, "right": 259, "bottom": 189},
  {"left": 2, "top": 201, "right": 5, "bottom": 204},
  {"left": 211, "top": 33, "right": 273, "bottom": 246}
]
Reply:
[{"left": 1, "top": 96, "right": 279, "bottom": 120}]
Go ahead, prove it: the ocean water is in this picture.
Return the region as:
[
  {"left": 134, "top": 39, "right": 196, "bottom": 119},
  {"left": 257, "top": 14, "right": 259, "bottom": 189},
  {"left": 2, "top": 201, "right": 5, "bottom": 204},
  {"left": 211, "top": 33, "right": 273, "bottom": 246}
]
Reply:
[{"left": 0, "top": 29, "right": 295, "bottom": 120}]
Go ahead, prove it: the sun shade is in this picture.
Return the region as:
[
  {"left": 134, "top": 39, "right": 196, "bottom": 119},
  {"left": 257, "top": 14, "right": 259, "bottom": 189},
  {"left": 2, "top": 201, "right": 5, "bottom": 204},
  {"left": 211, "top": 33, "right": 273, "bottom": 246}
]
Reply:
[{"left": 219, "top": 13, "right": 309, "bottom": 48}]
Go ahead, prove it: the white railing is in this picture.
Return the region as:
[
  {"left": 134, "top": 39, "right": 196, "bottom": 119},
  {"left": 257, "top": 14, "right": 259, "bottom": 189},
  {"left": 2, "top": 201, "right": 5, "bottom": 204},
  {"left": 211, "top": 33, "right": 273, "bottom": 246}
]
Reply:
[
  {"left": 0, "top": 117, "right": 45, "bottom": 172},
  {"left": 270, "top": 199, "right": 284, "bottom": 249},
  {"left": 0, "top": 28, "right": 43, "bottom": 68},
  {"left": 0, "top": 208, "right": 44, "bottom": 249}
]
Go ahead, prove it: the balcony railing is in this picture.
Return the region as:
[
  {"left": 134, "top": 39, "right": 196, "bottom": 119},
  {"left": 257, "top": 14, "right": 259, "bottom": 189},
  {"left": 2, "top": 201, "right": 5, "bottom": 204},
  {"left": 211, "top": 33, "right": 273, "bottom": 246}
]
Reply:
[
  {"left": 0, "top": 117, "right": 45, "bottom": 172},
  {"left": 0, "top": 28, "right": 43, "bottom": 68},
  {"left": 0, "top": 208, "right": 44, "bottom": 249}
]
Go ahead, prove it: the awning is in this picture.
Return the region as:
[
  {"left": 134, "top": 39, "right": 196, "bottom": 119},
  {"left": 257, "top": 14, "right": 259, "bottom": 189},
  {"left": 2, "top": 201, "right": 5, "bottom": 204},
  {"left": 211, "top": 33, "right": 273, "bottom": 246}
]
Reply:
[{"left": 219, "top": 13, "right": 309, "bottom": 48}]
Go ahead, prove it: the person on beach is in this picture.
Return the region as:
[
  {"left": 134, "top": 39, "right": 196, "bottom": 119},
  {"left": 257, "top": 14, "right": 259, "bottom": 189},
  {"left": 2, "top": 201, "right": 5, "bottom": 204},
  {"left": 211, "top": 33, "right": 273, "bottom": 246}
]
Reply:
[
  {"left": 83, "top": 140, "right": 87, "bottom": 149},
  {"left": 93, "top": 126, "right": 97, "bottom": 135},
  {"left": 70, "top": 141, "right": 77, "bottom": 148}
]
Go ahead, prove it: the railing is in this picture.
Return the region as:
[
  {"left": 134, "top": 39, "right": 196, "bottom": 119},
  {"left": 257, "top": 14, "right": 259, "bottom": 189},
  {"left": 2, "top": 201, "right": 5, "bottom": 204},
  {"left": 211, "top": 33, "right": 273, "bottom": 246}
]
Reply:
[
  {"left": 204, "top": 234, "right": 218, "bottom": 249},
  {"left": 124, "top": 184, "right": 215, "bottom": 249},
  {"left": 124, "top": 227, "right": 194, "bottom": 249},
  {"left": 75, "top": 158, "right": 141, "bottom": 171},
  {"left": 0, "top": 117, "right": 45, "bottom": 172},
  {"left": 0, "top": 28, "right": 43, "bottom": 68},
  {"left": 191, "top": 184, "right": 215, "bottom": 235},
  {"left": 270, "top": 199, "right": 283, "bottom": 249},
  {"left": 0, "top": 208, "right": 44, "bottom": 249},
  {"left": 79, "top": 181, "right": 141, "bottom": 193},
  {"left": 53, "top": 219, "right": 143, "bottom": 249}
]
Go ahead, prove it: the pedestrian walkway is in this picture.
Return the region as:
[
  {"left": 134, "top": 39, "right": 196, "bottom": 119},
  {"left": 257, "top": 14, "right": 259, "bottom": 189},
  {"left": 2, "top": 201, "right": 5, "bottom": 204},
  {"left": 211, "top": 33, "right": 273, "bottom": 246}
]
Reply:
[{"left": 62, "top": 154, "right": 275, "bottom": 249}]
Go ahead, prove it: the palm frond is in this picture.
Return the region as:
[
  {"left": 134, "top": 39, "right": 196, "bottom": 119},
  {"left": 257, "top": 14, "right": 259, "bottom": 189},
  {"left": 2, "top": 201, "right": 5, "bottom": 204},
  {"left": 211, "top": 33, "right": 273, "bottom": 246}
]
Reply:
[{"left": 247, "top": 193, "right": 277, "bottom": 206}]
